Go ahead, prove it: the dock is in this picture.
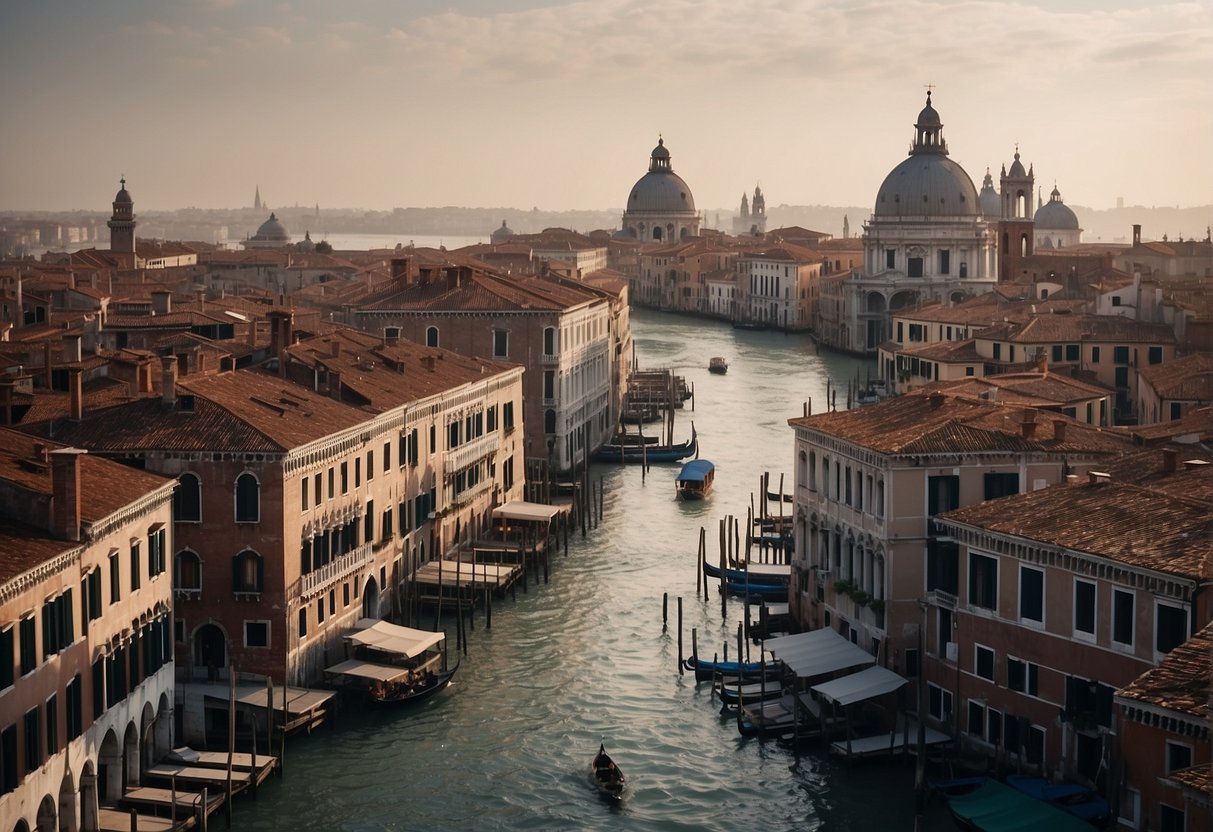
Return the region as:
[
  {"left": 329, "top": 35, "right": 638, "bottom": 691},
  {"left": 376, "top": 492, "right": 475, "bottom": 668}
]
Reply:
[{"left": 829, "top": 720, "right": 951, "bottom": 760}]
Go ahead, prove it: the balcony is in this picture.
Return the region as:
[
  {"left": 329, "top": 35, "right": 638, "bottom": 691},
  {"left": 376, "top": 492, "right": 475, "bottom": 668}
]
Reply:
[
  {"left": 301, "top": 542, "right": 373, "bottom": 599},
  {"left": 448, "top": 432, "right": 497, "bottom": 473},
  {"left": 540, "top": 353, "right": 559, "bottom": 366}
]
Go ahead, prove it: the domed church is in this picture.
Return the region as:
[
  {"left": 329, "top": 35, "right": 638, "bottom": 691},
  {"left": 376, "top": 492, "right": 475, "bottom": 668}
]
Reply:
[
  {"left": 818, "top": 92, "right": 997, "bottom": 354},
  {"left": 620, "top": 137, "right": 700, "bottom": 242},
  {"left": 243, "top": 212, "right": 292, "bottom": 249},
  {"left": 1034, "top": 184, "right": 1082, "bottom": 250}
]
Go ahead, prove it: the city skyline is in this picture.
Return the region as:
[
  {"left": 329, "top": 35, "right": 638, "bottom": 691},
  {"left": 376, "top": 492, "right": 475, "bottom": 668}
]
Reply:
[{"left": 1, "top": 0, "right": 1210, "bottom": 214}]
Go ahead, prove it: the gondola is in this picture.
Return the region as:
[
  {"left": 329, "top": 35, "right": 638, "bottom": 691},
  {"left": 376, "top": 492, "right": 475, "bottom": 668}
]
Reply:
[
  {"left": 368, "top": 661, "right": 458, "bottom": 706},
  {"left": 682, "top": 655, "right": 782, "bottom": 683},
  {"left": 1005, "top": 775, "right": 1110, "bottom": 824},
  {"left": 722, "top": 579, "right": 789, "bottom": 601},
  {"left": 590, "top": 744, "right": 625, "bottom": 801},
  {"left": 702, "top": 557, "right": 790, "bottom": 585},
  {"left": 592, "top": 425, "right": 697, "bottom": 464}
]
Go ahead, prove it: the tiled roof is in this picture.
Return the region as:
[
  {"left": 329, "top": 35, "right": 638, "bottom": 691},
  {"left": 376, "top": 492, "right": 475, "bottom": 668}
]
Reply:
[
  {"left": 891, "top": 338, "right": 984, "bottom": 362},
  {"left": 359, "top": 268, "right": 600, "bottom": 313},
  {"left": 1125, "top": 406, "right": 1213, "bottom": 444},
  {"left": 1167, "top": 764, "right": 1212, "bottom": 796},
  {"left": 738, "top": 243, "right": 822, "bottom": 263},
  {"left": 788, "top": 389, "right": 1133, "bottom": 455},
  {"left": 937, "top": 472, "right": 1212, "bottom": 579},
  {"left": 1117, "top": 622, "right": 1213, "bottom": 718},
  {"left": 1137, "top": 352, "right": 1213, "bottom": 400},
  {"left": 977, "top": 314, "right": 1177, "bottom": 345}
]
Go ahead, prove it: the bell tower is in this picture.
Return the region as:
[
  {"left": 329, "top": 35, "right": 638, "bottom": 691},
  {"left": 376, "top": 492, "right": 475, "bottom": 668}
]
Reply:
[
  {"left": 998, "top": 147, "right": 1034, "bottom": 281},
  {"left": 107, "top": 177, "right": 136, "bottom": 259}
]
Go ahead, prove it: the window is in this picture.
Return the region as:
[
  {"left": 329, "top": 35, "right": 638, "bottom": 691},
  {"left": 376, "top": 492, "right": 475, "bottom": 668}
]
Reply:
[
  {"left": 1165, "top": 741, "right": 1192, "bottom": 774},
  {"left": 1091, "top": 346, "right": 1100, "bottom": 363},
  {"left": 130, "top": 540, "right": 141, "bottom": 591},
  {"left": 544, "top": 409, "right": 557, "bottom": 434},
  {"left": 1113, "top": 345, "right": 1129, "bottom": 364},
  {"left": 1024, "top": 725, "right": 1045, "bottom": 764},
  {"left": 24, "top": 707, "right": 40, "bottom": 772},
  {"left": 19, "top": 617, "right": 36, "bottom": 675},
  {"left": 425, "top": 326, "right": 439, "bottom": 347},
  {"left": 232, "top": 550, "right": 264, "bottom": 594},
  {"left": 543, "top": 370, "right": 555, "bottom": 401},
  {"left": 383, "top": 442, "right": 391, "bottom": 472},
  {"left": 1148, "top": 345, "right": 1163, "bottom": 365},
  {"left": 1, "top": 723, "right": 17, "bottom": 795},
  {"left": 927, "top": 683, "right": 953, "bottom": 723},
  {"left": 493, "top": 329, "right": 508, "bottom": 359},
  {"left": 40, "top": 591, "right": 73, "bottom": 659},
  {"left": 366, "top": 451, "right": 374, "bottom": 481},
  {"left": 1156, "top": 602, "right": 1188, "bottom": 655},
  {"left": 986, "top": 709, "right": 1002, "bottom": 748},
  {"left": 175, "top": 551, "right": 201, "bottom": 592},
  {"left": 993, "top": 343, "right": 1002, "bottom": 360},
  {"left": 318, "top": 596, "right": 326, "bottom": 624},
  {"left": 1160, "top": 805, "right": 1186, "bottom": 832},
  {"left": 939, "top": 249, "right": 950, "bottom": 275},
  {"left": 244, "top": 621, "right": 269, "bottom": 648},
  {"left": 1065, "top": 344, "right": 1080, "bottom": 361},
  {"left": 86, "top": 569, "right": 101, "bottom": 621},
  {"left": 0, "top": 628, "right": 11, "bottom": 690},
  {"left": 1051, "top": 345, "right": 1063, "bottom": 363},
  {"left": 355, "top": 457, "right": 361, "bottom": 487},
  {"left": 66, "top": 674, "right": 82, "bottom": 740},
  {"left": 298, "top": 608, "right": 307, "bottom": 639},
  {"left": 503, "top": 401, "right": 515, "bottom": 430},
  {"left": 1112, "top": 589, "right": 1134, "bottom": 647},
  {"left": 983, "top": 472, "right": 1019, "bottom": 501},
  {"left": 301, "top": 477, "right": 309, "bottom": 510},
  {"left": 885, "top": 249, "right": 895, "bottom": 269},
  {"left": 46, "top": 694, "right": 57, "bottom": 755},
  {"left": 926, "top": 540, "right": 959, "bottom": 595},
  {"left": 364, "top": 500, "right": 375, "bottom": 544},
  {"left": 109, "top": 551, "right": 121, "bottom": 603},
  {"left": 148, "top": 527, "right": 166, "bottom": 577},
  {"left": 1074, "top": 579, "right": 1096, "bottom": 639},
  {"left": 967, "top": 700, "right": 986, "bottom": 739},
  {"left": 1019, "top": 566, "right": 1044, "bottom": 624},
  {"left": 907, "top": 257, "right": 924, "bottom": 278},
  {"left": 969, "top": 553, "right": 998, "bottom": 610},
  {"left": 174, "top": 473, "right": 201, "bottom": 522},
  {"left": 341, "top": 462, "right": 349, "bottom": 493},
  {"left": 975, "top": 645, "right": 994, "bottom": 681},
  {"left": 235, "top": 473, "right": 260, "bottom": 522},
  {"left": 343, "top": 583, "right": 350, "bottom": 608},
  {"left": 1007, "top": 657, "right": 1039, "bottom": 696}
]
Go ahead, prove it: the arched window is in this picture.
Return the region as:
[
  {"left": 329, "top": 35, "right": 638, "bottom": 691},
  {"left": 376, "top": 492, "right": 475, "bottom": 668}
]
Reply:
[
  {"left": 174, "top": 473, "right": 201, "bottom": 522},
  {"left": 232, "top": 549, "right": 264, "bottom": 594},
  {"left": 544, "top": 409, "right": 557, "bottom": 434},
  {"left": 174, "top": 550, "right": 201, "bottom": 593},
  {"left": 543, "top": 327, "right": 556, "bottom": 355},
  {"left": 425, "top": 326, "right": 439, "bottom": 348},
  {"left": 234, "top": 473, "right": 259, "bottom": 523}
]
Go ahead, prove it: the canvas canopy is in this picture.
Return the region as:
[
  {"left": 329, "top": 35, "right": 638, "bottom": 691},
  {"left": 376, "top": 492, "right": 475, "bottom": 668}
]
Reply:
[
  {"left": 676, "top": 460, "right": 715, "bottom": 482},
  {"left": 947, "top": 779, "right": 1092, "bottom": 831},
  {"left": 492, "top": 501, "right": 561, "bottom": 523},
  {"left": 347, "top": 618, "right": 444, "bottom": 659},
  {"left": 324, "top": 659, "right": 410, "bottom": 684},
  {"left": 763, "top": 628, "right": 875, "bottom": 678},
  {"left": 811, "top": 665, "right": 907, "bottom": 706}
]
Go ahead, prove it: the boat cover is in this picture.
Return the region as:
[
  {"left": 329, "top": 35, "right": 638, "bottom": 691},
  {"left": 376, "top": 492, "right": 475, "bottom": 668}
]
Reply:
[
  {"left": 324, "top": 659, "right": 411, "bottom": 683},
  {"left": 676, "top": 459, "right": 715, "bottom": 482},
  {"left": 947, "top": 779, "right": 1092, "bottom": 831},
  {"left": 347, "top": 618, "right": 444, "bottom": 658},
  {"left": 491, "top": 501, "right": 562, "bottom": 523},
  {"left": 811, "top": 665, "right": 907, "bottom": 706},
  {"left": 762, "top": 628, "right": 874, "bottom": 678}
]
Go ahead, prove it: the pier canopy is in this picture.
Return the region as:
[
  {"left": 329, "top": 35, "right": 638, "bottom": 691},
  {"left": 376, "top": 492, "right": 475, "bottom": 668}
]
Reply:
[
  {"left": 676, "top": 459, "right": 715, "bottom": 482},
  {"left": 348, "top": 618, "right": 444, "bottom": 659},
  {"left": 492, "top": 500, "right": 562, "bottom": 523},
  {"left": 811, "top": 665, "right": 907, "bottom": 707},
  {"left": 763, "top": 628, "right": 875, "bottom": 678},
  {"left": 324, "top": 659, "right": 411, "bottom": 684}
]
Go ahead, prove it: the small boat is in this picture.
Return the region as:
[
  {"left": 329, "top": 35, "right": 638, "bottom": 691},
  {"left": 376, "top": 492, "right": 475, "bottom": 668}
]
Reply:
[
  {"left": 682, "top": 655, "right": 782, "bottom": 683},
  {"left": 590, "top": 744, "right": 625, "bottom": 801},
  {"left": 1005, "top": 774, "right": 1111, "bottom": 824},
  {"left": 368, "top": 662, "right": 458, "bottom": 706},
  {"left": 325, "top": 619, "right": 457, "bottom": 708},
  {"left": 593, "top": 425, "right": 697, "bottom": 464},
  {"left": 715, "top": 679, "right": 788, "bottom": 709},
  {"left": 701, "top": 557, "right": 790, "bottom": 585},
  {"left": 708, "top": 357, "right": 728, "bottom": 374},
  {"left": 723, "top": 579, "right": 788, "bottom": 601},
  {"left": 675, "top": 459, "right": 715, "bottom": 500}
]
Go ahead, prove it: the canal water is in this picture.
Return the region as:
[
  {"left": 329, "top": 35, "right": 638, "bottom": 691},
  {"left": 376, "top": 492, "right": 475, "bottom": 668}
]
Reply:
[{"left": 236, "top": 310, "right": 951, "bottom": 831}]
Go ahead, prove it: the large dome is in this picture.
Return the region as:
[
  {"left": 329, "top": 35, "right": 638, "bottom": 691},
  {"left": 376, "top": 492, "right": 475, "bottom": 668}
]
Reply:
[
  {"left": 873, "top": 93, "right": 979, "bottom": 219},
  {"left": 1034, "top": 185, "right": 1079, "bottom": 230},
  {"left": 874, "top": 155, "right": 979, "bottom": 218},
  {"left": 254, "top": 212, "right": 289, "bottom": 241},
  {"left": 626, "top": 138, "right": 696, "bottom": 214}
]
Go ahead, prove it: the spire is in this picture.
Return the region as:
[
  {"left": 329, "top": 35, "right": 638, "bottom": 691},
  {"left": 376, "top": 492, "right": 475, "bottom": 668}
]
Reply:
[
  {"left": 910, "top": 89, "right": 947, "bottom": 156},
  {"left": 254, "top": 185, "right": 262, "bottom": 211}
]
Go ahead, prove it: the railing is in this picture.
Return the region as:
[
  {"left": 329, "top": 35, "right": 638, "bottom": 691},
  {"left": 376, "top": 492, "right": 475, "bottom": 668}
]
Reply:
[
  {"left": 929, "top": 589, "right": 958, "bottom": 610},
  {"left": 447, "top": 433, "right": 497, "bottom": 473},
  {"left": 539, "top": 353, "right": 559, "bottom": 365},
  {"left": 301, "top": 542, "right": 373, "bottom": 598}
]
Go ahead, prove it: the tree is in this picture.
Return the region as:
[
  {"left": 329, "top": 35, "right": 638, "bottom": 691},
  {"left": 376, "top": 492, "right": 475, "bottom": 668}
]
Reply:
[{"left": 315, "top": 239, "right": 333, "bottom": 254}]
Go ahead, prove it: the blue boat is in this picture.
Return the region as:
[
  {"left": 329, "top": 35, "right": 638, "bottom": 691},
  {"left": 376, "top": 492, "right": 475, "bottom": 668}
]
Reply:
[
  {"left": 1005, "top": 774, "right": 1110, "bottom": 824},
  {"left": 682, "top": 655, "right": 781, "bottom": 683},
  {"left": 675, "top": 459, "right": 715, "bottom": 500},
  {"left": 593, "top": 426, "right": 697, "bottom": 464},
  {"left": 702, "top": 558, "right": 790, "bottom": 585},
  {"left": 722, "top": 579, "right": 788, "bottom": 601}
]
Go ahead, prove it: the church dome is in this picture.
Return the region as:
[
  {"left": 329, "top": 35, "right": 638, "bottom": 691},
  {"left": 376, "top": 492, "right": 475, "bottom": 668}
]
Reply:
[
  {"left": 254, "top": 212, "right": 289, "bottom": 242},
  {"left": 978, "top": 169, "right": 1000, "bottom": 218},
  {"left": 1034, "top": 185, "right": 1079, "bottom": 230},
  {"left": 626, "top": 138, "right": 696, "bottom": 214},
  {"left": 114, "top": 178, "right": 133, "bottom": 205},
  {"left": 491, "top": 220, "right": 514, "bottom": 242},
  {"left": 874, "top": 93, "right": 979, "bottom": 219}
]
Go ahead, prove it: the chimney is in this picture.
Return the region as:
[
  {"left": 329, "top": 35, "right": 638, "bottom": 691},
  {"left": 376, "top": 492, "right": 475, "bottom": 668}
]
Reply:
[
  {"left": 1163, "top": 448, "right": 1177, "bottom": 472},
  {"left": 197, "top": 350, "right": 207, "bottom": 375},
  {"left": 151, "top": 290, "right": 171, "bottom": 315},
  {"left": 69, "top": 367, "right": 83, "bottom": 421},
  {"left": 1035, "top": 349, "right": 1047, "bottom": 374},
  {"left": 445, "top": 266, "right": 461, "bottom": 290},
  {"left": 1052, "top": 419, "right": 1066, "bottom": 443},
  {"left": 1065, "top": 474, "right": 1080, "bottom": 484},
  {"left": 64, "top": 334, "right": 83, "bottom": 364},
  {"left": 391, "top": 257, "right": 411, "bottom": 287},
  {"left": 44, "top": 340, "right": 53, "bottom": 389},
  {"left": 161, "top": 355, "right": 177, "bottom": 409},
  {"left": 0, "top": 376, "right": 14, "bottom": 425},
  {"left": 927, "top": 392, "right": 945, "bottom": 410},
  {"left": 139, "top": 359, "right": 153, "bottom": 394},
  {"left": 1088, "top": 471, "right": 1111, "bottom": 486},
  {"left": 49, "top": 448, "right": 86, "bottom": 542},
  {"left": 423, "top": 355, "right": 437, "bottom": 373},
  {"left": 328, "top": 369, "right": 342, "bottom": 400},
  {"left": 330, "top": 340, "right": 341, "bottom": 359},
  {"left": 1021, "top": 420, "right": 1037, "bottom": 439},
  {"left": 1132, "top": 224, "right": 1142, "bottom": 246}
]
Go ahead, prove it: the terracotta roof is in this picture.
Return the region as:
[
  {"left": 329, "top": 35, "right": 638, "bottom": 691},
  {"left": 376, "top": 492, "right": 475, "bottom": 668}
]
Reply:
[
  {"left": 936, "top": 471, "right": 1212, "bottom": 579},
  {"left": 1118, "top": 622, "right": 1213, "bottom": 719},
  {"left": 977, "top": 313, "right": 1177, "bottom": 345},
  {"left": 1125, "top": 406, "right": 1213, "bottom": 444},
  {"left": 1137, "top": 352, "right": 1213, "bottom": 400},
  {"left": 359, "top": 267, "right": 600, "bottom": 314},
  {"left": 1167, "top": 764, "right": 1212, "bottom": 796},
  {"left": 788, "top": 389, "right": 1132, "bottom": 456},
  {"left": 890, "top": 338, "right": 984, "bottom": 362},
  {"left": 738, "top": 243, "right": 822, "bottom": 263}
]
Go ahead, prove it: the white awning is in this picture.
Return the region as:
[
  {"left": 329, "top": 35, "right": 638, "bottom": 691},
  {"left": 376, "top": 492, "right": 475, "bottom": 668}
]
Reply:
[
  {"left": 492, "top": 501, "right": 561, "bottom": 523},
  {"left": 346, "top": 618, "right": 444, "bottom": 659},
  {"left": 746, "top": 563, "right": 791, "bottom": 580},
  {"left": 324, "top": 659, "right": 410, "bottom": 683},
  {"left": 811, "top": 665, "right": 908, "bottom": 707},
  {"left": 763, "top": 628, "right": 875, "bottom": 678}
]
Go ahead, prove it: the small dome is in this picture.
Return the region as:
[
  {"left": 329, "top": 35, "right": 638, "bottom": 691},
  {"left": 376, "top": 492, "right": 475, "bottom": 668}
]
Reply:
[
  {"left": 1034, "top": 186, "right": 1079, "bottom": 230},
  {"left": 254, "top": 212, "right": 290, "bottom": 242},
  {"left": 114, "top": 177, "right": 133, "bottom": 205},
  {"left": 1007, "top": 149, "right": 1027, "bottom": 178},
  {"left": 978, "top": 169, "right": 1000, "bottom": 218},
  {"left": 650, "top": 138, "right": 670, "bottom": 161},
  {"left": 916, "top": 94, "right": 942, "bottom": 128},
  {"left": 491, "top": 219, "right": 514, "bottom": 241}
]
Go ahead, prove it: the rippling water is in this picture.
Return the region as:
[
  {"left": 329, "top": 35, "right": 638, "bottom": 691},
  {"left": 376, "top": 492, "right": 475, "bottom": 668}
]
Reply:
[{"left": 236, "top": 311, "right": 951, "bottom": 831}]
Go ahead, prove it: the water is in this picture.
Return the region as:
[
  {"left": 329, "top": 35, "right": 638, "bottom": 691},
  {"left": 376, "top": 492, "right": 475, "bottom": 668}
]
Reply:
[{"left": 235, "top": 311, "right": 948, "bottom": 831}]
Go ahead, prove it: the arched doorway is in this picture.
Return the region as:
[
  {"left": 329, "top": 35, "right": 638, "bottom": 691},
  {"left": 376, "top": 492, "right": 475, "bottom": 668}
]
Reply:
[
  {"left": 14, "top": 820, "right": 31, "bottom": 832},
  {"left": 155, "top": 693, "right": 172, "bottom": 759},
  {"left": 35, "top": 795, "right": 56, "bottom": 832},
  {"left": 98, "top": 729, "right": 121, "bottom": 803},
  {"left": 362, "top": 576, "right": 380, "bottom": 620},
  {"left": 122, "top": 722, "right": 140, "bottom": 788},
  {"left": 140, "top": 702, "right": 156, "bottom": 770},
  {"left": 58, "top": 768, "right": 78, "bottom": 832},
  {"left": 79, "top": 761, "right": 98, "bottom": 832},
  {"left": 193, "top": 623, "right": 226, "bottom": 680}
]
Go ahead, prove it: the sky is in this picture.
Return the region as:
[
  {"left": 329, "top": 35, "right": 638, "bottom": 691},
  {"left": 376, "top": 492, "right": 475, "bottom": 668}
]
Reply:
[{"left": 1, "top": 0, "right": 1210, "bottom": 214}]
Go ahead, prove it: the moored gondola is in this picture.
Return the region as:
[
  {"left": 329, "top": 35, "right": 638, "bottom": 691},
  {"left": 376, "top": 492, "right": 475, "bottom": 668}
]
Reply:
[{"left": 590, "top": 744, "right": 625, "bottom": 801}]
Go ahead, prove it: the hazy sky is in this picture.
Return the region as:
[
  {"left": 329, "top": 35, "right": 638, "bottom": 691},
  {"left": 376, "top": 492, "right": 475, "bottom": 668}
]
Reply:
[{"left": 2, "top": 0, "right": 1210, "bottom": 214}]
